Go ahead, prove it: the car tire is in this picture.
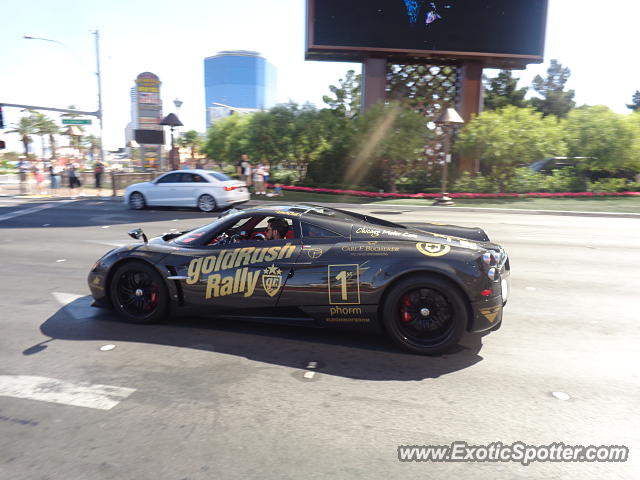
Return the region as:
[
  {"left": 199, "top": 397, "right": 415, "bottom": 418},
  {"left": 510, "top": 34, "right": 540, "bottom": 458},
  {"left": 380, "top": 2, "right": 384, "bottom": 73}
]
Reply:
[
  {"left": 381, "top": 274, "right": 468, "bottom": 355},
  {"left": 129, "top": 192, "right": 146, "bottom": 210},
  {"left": 109, "top": 261, "right": 168, "bottom": 324},
  {"left": 197, "top": 194, "right": 217, "bottom": 212}
]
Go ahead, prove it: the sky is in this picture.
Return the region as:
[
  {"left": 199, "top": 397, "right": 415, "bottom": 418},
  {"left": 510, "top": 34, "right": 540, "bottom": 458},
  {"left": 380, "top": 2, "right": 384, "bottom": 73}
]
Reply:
[{"left": 1, "top": 0, "right": 639, "bottom": 153}]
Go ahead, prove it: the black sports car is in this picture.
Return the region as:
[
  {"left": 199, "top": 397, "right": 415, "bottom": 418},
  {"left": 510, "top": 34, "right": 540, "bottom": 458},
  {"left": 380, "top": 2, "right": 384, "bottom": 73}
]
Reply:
[{"left": 88, "top": 205, "right": 510, "bottom": 355}]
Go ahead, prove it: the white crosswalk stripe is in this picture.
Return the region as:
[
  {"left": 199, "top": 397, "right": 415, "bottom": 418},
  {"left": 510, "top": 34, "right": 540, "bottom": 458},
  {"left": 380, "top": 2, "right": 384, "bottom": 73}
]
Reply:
[{"left": 0, "top": 375, "right": 136, "bottom": 410}]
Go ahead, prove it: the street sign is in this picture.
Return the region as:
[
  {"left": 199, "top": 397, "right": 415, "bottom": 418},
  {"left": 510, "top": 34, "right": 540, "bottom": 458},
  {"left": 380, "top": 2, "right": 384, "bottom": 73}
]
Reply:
[{"left": 62, "top": 119, "right": 92, "bottom": 125}]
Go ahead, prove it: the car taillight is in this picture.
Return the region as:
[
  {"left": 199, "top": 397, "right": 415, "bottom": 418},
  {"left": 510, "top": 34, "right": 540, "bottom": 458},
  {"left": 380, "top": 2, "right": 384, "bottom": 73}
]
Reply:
[{"left": 224, "top": 186, "right": 238, "bottom": 191}]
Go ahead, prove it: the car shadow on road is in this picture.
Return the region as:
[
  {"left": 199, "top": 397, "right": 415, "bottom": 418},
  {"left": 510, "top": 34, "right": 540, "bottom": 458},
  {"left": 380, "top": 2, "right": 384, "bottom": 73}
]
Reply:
[{"left": 31, "top": 296, "right": 485, "bottom": 381}]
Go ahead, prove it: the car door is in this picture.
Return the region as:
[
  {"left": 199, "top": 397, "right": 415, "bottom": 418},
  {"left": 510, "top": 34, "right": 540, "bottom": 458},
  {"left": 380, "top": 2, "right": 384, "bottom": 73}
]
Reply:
[
  {"left": 174, "top": 172, "right": 212, "bottom": 206},
  {"left": 166, "top": 215, "right": 303, "bottom": 314},
  {"left": 276, "top": 221, "right": 352, "bottom": 308},
  {"left": 145, "top": 172, "right": 182, "bottom": 206}
]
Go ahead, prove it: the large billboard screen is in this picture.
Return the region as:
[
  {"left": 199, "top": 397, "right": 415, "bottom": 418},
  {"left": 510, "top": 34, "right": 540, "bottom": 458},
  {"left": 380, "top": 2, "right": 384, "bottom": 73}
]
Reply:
[{"left": 306, "top": 0, "right": 548, "bottom": 68}]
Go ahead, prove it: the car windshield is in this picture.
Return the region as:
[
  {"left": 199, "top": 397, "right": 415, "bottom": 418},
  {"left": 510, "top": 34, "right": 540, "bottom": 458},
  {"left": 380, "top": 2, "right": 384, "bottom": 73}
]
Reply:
[
  {"left": 172, "top": 210, "right": 243, "bottom": 245},
  {"left": 205, "top": 171, "right": 231, "bottom": 182}
]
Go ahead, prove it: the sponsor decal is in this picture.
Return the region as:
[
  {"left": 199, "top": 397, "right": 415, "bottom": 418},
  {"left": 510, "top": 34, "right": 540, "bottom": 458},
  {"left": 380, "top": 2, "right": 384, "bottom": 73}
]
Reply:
[
  {"left": 324, "top": 317, "right": 370, "bottom": 323},
  {"left": 341, "top": 243, "right": 400, "bottom": 255},
  {"left": 416, "top": 242, "right": 451, "bottom": 257},
  {"left": 355, "top": 227, "right": 419, "bottom": 239},
  {"left": 274, "top": 210, "right": 302, "bottom": 217},
  {"left": 186, "top": 243, "right": 296, "bottom": 284},
  {"left": 355, "top": 227, "right": 380, "bottom": 237},
  {"left": 303, "top": 247, "right": 324, "bottom": 259},
  {"left": 262, "top": 265, "right": 283, "bottom": 297},
  {"left": 205, "top": 267, "right": 260, "bottom": 299},
  {"left": 479, "top": 306, "right": 501, "bottom": 323},
  {"left": 330, "top": 306, "right": 362, "bottom": 316},
  {"left": 328, "top": 264, "right": 361, "bottom": 305}
]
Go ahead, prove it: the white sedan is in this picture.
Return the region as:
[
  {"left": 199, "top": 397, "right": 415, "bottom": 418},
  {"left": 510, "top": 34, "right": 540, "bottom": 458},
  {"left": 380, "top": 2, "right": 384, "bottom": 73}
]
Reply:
[{"left": 124, "top": 170, "right": 250, "bottom": 212}]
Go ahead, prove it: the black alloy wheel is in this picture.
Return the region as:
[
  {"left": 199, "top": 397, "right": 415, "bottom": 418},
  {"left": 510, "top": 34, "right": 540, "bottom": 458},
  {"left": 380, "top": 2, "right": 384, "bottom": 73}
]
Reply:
[
  {"left": 110, "top": 261, "right": 168, "bottom": 324},
  {"left": 382, "top": 275, "right": 467, "bottom": 355}
]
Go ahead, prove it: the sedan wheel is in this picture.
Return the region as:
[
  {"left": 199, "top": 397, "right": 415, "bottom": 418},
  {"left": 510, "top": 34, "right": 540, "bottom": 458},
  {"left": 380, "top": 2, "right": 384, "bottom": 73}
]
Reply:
[
  {"left": 110, "top": 261, "right": 168, "bottom": 324},
  {"left": 129, "top": 192, "right": 146, "bottom": 210},
  {"left": 197, "top": 194, "right": 217, "bottom": 212}
]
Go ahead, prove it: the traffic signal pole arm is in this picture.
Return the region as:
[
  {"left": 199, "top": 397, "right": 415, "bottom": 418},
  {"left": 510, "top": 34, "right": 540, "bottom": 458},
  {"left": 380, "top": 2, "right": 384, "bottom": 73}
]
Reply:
[{"left": 0, "top": 103, "right": 99, "bottom": 118}]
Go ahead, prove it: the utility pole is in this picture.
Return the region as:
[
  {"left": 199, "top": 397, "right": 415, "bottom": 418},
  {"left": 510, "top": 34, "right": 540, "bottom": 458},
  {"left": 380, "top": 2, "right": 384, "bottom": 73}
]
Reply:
[{"left": 92, "top": 30, "right": 106, "bottom": 165}]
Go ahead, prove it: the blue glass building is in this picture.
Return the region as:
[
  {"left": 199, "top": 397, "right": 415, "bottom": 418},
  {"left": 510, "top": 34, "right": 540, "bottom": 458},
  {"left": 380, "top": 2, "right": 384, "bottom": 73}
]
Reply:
[{"left": 204, "top": 50, "right": 276, "bottom": 127}]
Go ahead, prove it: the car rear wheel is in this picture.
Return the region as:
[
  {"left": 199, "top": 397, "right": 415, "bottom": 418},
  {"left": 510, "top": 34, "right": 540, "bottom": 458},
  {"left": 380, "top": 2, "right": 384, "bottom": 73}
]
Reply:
[
  {"left": 381, "top": 275, "right": 468, "bottom": 355},
  {"left": 129, "top": 192, "right": 146, "bottom": 210},
  {"left": 109, "top": 261, "right": 168, "bottom": 324},
  {"left": 197, "top": 194, "right": 217, "bottom": 212}
]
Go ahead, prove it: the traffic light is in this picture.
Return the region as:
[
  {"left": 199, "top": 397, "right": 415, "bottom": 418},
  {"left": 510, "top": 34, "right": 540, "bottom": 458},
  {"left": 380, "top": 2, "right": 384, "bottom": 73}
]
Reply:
[{"left": 0, "top": 105, "right": 4, "bottom": 129}]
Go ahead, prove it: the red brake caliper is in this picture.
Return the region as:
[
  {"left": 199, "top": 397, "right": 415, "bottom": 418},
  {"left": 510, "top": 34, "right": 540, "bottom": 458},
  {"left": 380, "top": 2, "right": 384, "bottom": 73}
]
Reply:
[
  {"left": 401, "top": 295, "right": 413, "bottom": 322},
  {"left": 149, "top": 286, "right": 158, "bottom": 308}
]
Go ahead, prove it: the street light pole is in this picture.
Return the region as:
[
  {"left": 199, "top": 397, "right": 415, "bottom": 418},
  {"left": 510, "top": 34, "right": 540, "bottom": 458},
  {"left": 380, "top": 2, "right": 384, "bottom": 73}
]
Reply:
[
  {"left": 433, "top": 107, "right": 465, "bottom": 206},
  {"left": 92, "top": 30, "right": 106, "bottom": 166},
  {"left": 23, "top": 32, "right": 105, "bottom": 165}
]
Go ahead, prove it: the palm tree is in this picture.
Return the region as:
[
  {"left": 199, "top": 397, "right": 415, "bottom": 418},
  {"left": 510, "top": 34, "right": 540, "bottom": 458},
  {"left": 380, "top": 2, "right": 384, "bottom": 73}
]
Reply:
[
  {"left": 8, "top": 116, "right": 36, "bottom": 157},
  {"left": 178, "top": 130, "right": 203, "bottom": 168},
  {"left": 84, "top": 135, "right": 101, "bottom": 163},
  {"left": 32, "top": 112, "right": 59, "bottom": 160},
  {"left": 61, "top": 105, "right": 86, "bottom": 160}
]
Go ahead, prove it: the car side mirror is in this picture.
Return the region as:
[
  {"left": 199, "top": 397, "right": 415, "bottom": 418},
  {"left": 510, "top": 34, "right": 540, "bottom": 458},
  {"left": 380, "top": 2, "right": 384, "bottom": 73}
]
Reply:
[{"left": 128, "top": 228, "right": 148, "bottom": 243}]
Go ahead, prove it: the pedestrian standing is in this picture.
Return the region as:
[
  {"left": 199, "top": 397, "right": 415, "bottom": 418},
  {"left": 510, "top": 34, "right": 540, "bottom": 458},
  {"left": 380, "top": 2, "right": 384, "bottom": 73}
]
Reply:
[
  {"left": 94, "top": 161, "right": 104, "bottom": 194},
  {"left": 240, "top": 154, "right": 253, "bottom": 188},
  {"left": 68, "top": 162, "right": 81, "bottom": 196},
  {"left": 49, "top": 162, "right": 60, "bottom": 195},
  {"left": 253, "top": 163, "right": 266, "bottom": 195}
]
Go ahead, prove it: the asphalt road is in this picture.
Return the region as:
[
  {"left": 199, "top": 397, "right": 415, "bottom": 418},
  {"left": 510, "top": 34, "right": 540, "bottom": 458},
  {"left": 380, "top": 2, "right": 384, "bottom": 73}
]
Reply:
[{"left": 0, "top": 196, "right": 638, "bottom": 480}]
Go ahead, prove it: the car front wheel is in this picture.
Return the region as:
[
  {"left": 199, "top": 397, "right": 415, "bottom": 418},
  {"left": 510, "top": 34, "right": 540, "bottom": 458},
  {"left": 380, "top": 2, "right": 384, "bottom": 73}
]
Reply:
[
  {"left": 197, "top": 194, "right": 217, "bottom": 212},
  {"left": 109, "top": 261, "right": 168, "bottom": 324},
  {"left": 129, "top": 192, "right": 146, "bottom": 210},
  {"left": 382, "top": 274, "right": 468, "bottom": 355}
]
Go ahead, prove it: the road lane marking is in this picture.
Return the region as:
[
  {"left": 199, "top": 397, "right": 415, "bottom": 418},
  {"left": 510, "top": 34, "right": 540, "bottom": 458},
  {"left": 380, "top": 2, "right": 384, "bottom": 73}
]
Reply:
[
  {"left": 0, "top": 200, "right": 76, "bottom": 223},
  {"left": 0, "top": 375, "right": 136, "bottom": 410}
]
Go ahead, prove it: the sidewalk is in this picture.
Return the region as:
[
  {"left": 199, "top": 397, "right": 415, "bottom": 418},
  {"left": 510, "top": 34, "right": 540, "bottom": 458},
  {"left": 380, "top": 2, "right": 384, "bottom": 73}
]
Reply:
[{"left": 0, "top": 182, "right": 125, "bottom": 200}]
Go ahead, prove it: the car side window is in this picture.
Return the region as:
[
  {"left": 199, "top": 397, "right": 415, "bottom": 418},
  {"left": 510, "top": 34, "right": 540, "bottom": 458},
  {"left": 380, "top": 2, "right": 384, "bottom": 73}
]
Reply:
[
  {"left": 156, "top": 173, "right": 181, "bottom": 183},
  {"left": 301, "top": 222, "right": 342, "bottom": 238},
  {"left": 182, "top": 173, "right": 208, "bottom": 183}
]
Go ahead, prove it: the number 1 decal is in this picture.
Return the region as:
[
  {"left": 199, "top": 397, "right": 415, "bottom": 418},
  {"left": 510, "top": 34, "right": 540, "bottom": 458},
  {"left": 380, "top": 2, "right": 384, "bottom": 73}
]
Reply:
[{"left": 328, "top": 264, "right": 361, "bottom": 305}]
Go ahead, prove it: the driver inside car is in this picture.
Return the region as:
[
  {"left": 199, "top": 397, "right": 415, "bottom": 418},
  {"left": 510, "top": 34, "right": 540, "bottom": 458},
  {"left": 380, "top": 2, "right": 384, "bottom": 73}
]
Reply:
[{"left": 265, "top": 217, "right": 289, "bottom": 240}]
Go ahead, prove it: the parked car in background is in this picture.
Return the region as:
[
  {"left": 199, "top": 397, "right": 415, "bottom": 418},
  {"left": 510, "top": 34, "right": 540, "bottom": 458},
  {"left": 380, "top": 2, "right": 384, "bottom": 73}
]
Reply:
[
  {"left": 124, "top": 169, "right": 249, "bottom": 212},
  {"left": 528, "top": 157, "right": 591, "bottom": 173}
]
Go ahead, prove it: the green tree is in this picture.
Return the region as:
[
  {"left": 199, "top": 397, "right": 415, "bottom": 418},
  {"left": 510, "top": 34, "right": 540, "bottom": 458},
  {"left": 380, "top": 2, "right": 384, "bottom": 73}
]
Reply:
[
  {"left": 483, "top": 70, "right": 528, "bottom": 110},
  {"left": 456, "top": 106, "right": 567, "bottom": 191},
  {"left": 348, "top": 101, "right": 430, "bottom": 192},
  {"left": 322, "top": 70, "right": 361, "bottom": 118},
  {"left": 627, "top": 90, "right": 640, "bottom": 112},
  {"left": 530, "top": 59, "right": 576, "bottom": 118},
  {"left": 8, "top": 116, "right": 36, "bottom": 157},
  {"left": 565, "top": 105, "right": 637, "bottom": 175},
  {"left": 626, "top": 112, "right": 640, "bottom": 173},
  {"left": 177, "top": 130, "right": 204, "bottom": 168},
  {"left": 83, "top": 135, "right": 101, "bottom": 163},
  {"left": 202, "top": 114, "right": 251, "bottom": 166}
]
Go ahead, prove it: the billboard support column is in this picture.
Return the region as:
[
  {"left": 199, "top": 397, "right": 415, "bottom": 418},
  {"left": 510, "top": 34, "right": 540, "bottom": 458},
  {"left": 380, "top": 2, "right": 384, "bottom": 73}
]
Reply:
[
  {"left": 456, "top": 61, "right": 483, "bottom": 173},
  {"left": 361, "top": 58, "right": 387, "bottom": 113}
]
